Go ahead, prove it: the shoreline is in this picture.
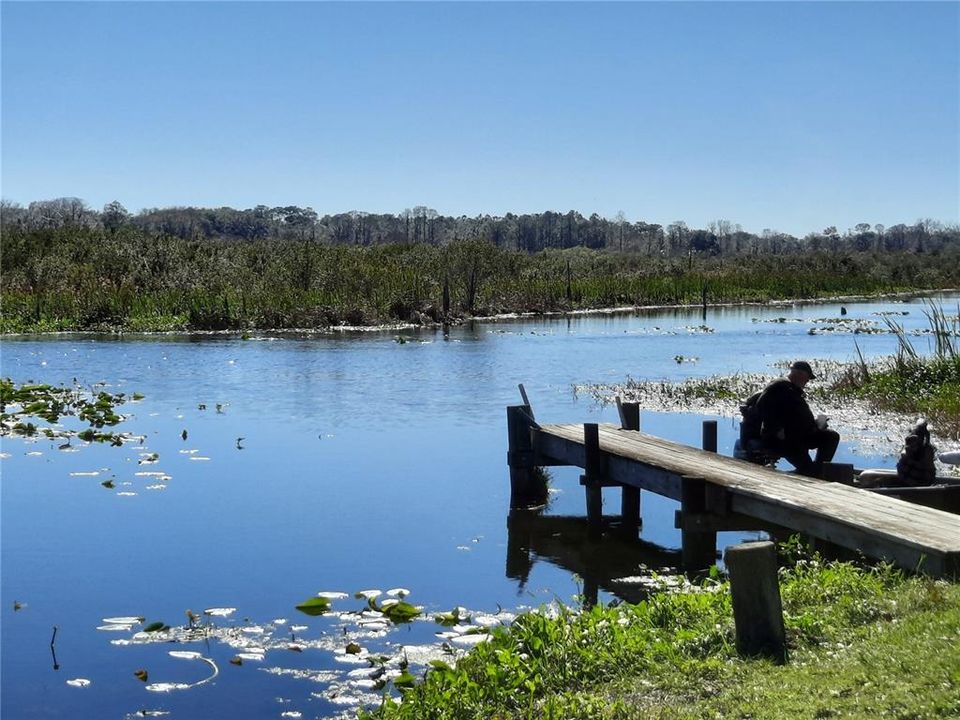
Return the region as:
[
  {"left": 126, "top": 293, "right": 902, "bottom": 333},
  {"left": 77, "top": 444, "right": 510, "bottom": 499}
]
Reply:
[{"left": 3, "top": 288, "right": 957, "bottom": 338}]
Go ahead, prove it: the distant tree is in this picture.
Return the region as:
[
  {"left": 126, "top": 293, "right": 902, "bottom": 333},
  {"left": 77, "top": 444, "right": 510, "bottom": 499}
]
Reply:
[
  {"left": 614, "top": 210, "right": 627, "bottom": 252},
  {"left": 102, "top": 201, "right": 130, "bottom": 235}
]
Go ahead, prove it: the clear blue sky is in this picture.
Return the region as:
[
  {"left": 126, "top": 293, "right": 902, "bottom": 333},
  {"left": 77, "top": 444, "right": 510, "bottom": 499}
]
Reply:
[{"left": 2, "top": 1, "right": 958, "bottom": 237}]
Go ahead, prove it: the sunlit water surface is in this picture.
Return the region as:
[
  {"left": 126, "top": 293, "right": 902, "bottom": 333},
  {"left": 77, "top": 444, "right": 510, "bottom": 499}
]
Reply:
[{"left": 2, "top": 294, "right": 956, "bottom": 719}]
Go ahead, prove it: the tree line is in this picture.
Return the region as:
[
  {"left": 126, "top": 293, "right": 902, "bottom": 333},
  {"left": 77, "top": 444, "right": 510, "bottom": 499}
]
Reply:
[{"left": 3, "top": 197, "right": 957, "bottom": 256}]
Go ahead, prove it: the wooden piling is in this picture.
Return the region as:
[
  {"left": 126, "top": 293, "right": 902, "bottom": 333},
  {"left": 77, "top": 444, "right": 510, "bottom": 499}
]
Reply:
[
  {"left": 677, "top": 423, "right": 721, "bottom": 570},
  {"left": 583, "top": 423, "right": 603, "bottom": 540},
  {"left": 507, "top": 405, "right": 546, "bottom": 508},
  {"left": 680, "top": 476, "right": 716, "bottom": 570},
  {"left": 616, "top": 398, "right": 640, "bottom": 433},
  {"left": 702, "top": 420, "right": 718, "bottom": 453},
  {"left": 821, "top": 462, "right": 855, "bottom": 484},
  {"left": 618, "top": 400, "right": 642, "bottom": 538},
  {"left": 725, "top": 540, "right": 787, "bottom": 664}
]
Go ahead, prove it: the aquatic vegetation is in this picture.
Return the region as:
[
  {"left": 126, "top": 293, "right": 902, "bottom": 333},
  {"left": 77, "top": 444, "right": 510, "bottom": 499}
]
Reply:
[
  {"left": 834, "top": 303, "right": 960, "bottom": 438},
  {"left": 0, "top": 378, "right": 139, "bottom": 443},
  {"left": 96, "top": 588, "right": 513, "bottom": 713}
]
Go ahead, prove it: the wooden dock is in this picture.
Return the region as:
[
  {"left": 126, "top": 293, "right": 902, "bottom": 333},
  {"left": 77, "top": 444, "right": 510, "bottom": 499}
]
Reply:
[{"left": 507, "top": 404, "right": 960, "bottom": 578}]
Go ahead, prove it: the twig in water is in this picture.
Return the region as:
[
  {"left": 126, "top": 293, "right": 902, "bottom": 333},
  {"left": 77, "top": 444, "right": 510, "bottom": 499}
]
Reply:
[{"left": 50, "top": 626, "right": 60, "bottom": 670}]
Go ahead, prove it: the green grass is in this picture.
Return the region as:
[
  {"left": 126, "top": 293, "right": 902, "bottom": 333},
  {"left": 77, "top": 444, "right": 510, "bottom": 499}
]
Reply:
[{"left": 362, "top": 550, "right": 960, "bottom": 720}]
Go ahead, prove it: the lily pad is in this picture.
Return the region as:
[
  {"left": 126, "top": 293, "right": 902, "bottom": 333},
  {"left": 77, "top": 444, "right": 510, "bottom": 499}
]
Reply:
[
  {"left": 295, "top": 596, "right": 332, "bottom": 616},
  {"left": 380, "top": 601, "right": 420, "bottom": 623}
]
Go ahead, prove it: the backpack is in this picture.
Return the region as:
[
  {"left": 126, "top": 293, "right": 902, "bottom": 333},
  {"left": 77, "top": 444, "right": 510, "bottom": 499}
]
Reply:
[{"left": 739, "top": 391, "right": 763, "bottom": 443}]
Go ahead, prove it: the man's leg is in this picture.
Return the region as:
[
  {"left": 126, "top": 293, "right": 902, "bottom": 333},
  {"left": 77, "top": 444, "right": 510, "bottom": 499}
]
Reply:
[
  {"left": 778, "top": 443, "right": 817, "bottom": 476},
  {"left": 809, "top": 429, "right": 840, "bottom": 464}
]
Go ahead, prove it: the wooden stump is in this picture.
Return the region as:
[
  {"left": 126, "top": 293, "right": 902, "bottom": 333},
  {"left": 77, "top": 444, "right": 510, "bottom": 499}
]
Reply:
[{"left": 725, "top": 540, "right": 787, "bottom": 664}]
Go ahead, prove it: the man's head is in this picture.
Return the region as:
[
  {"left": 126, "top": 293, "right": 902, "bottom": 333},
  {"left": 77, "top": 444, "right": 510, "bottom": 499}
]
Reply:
[{"left": 788, "top": 360, "right": 815, "bottom": 387}]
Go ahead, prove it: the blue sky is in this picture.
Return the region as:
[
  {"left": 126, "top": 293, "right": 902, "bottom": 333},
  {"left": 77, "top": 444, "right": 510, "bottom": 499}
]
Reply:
[{"left": 2, "top": 1, "right": 957, "bottom": 237}]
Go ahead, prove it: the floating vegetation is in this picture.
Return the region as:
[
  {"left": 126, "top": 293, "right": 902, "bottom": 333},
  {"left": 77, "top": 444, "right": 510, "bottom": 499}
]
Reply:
[
  {"left": 752, "top": 316, "right": 805, "bottom": 323},
  {"left": 807, "top": 317, "right": 884, "bottom": 335},
  {"left": 1, "top": 378, "right": 141, "bottom": 450},
  {"left": 99, "top": 590, "right": 514, "bottom": 713},
  {"left": 295, "top": 596, "right": 333, "bottom": 616}
]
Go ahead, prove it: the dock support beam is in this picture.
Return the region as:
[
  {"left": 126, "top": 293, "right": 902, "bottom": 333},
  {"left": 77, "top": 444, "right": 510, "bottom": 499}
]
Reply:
[
  {"left": 725, "top": 541, "right": 787, "bottom": 664},
  {"left": 507, "top": 405, "right": 546, "bottom": 508},
  {"left": 583, "top": 423, "right": 604, "bottom": 540},
  {"left": 618, "top": 400, "right": 641, "bottom": 539}
]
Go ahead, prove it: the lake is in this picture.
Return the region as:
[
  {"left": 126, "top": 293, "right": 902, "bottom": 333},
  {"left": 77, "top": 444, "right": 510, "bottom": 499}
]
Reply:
[{"left": 2, "top": 293, "right": 956, "bottom": 719}]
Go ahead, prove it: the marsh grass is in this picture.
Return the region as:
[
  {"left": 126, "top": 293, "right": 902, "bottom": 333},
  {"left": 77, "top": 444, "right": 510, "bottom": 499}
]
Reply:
[
  {"left": 362, "top": 546, "right": 958, "bottom": 720},
  {"left": 834, "top": 302, "right": 960, "bottom": 439},
  {"left": 2, "top": 231, "right": 956, "bottom": 333}
]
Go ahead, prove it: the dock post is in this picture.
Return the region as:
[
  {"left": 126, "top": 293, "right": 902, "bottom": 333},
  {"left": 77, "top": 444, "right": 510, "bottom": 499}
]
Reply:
[
  {"left": 618, "top": 400, "right": 642, "bottom": 539},
  {"left": 616, "top": 398, "right": 641, "bottom": 433},
  {"left": 702, "top": 420, "right": 718, "bottom": 453},
  {"left": 507, "top": 405, "right": 546, "bottom": 508},
  {"left": 725, "top": 541, "right": 787, "bottom": 664},
  {"left": 821, "top": 462, "right": 855, "bottom": 484},
  {"left": 678, "top": 422, "right": 721, "bottom": 569},
  {"left": 680, "top": 477, "right": 716, "bottom": 570},
  {"left": 583, "top": 423, "right": 603, "bottom": 540}
]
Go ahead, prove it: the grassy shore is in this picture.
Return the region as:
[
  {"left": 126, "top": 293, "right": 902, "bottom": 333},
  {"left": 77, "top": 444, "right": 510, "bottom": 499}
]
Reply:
[
  {"left": 362, "top": 548, "right": 959, "bottom": 720},
  {"left": 3, "top": 240, "right": 958, "bottom": 333}
]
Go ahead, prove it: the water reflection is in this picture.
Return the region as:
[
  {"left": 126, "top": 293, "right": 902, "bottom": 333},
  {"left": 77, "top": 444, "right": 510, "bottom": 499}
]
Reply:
[{"left": 506, "top": 510, "right": 682, "bottom": 606}]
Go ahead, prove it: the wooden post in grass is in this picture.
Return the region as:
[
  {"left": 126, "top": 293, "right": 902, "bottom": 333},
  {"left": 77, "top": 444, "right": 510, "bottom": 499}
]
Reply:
[
  {"left": 507, "top": 405, "right": 545, "bottom": 508},
  {"left": 617, "top": 399, "right": 642, "bottom": 539},
  {"left": 583, "top": 423, "right": 603, "bottom": 540},
  {"left": 725, "top": 540, "right": 787, "bottom": 664}
]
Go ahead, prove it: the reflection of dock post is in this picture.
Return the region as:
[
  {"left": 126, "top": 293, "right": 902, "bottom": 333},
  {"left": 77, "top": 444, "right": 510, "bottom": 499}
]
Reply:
[
  {"left": 583, "top": 423, "right": 603, "bottom": 540},
  {"left": 505, "top": 510, "right": 535, "bottom": 589},
  {"left": 617, "top": 400, "right": 642, "bottom": 539},
  {"left": 507, "top": 405, "right": 546, "bottom": 508},
  {"left": 582, "top": 575, "right": 599, "bottom": 609}
]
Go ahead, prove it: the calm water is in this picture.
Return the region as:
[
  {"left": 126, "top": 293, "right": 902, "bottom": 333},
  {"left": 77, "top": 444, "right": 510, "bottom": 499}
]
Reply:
[{"left": 2, "top": 294, "right": 956, "bottom": 719}]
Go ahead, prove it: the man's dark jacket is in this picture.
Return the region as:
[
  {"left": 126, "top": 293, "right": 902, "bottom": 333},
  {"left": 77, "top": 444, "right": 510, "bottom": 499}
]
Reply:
[{"left": 755, "top": 378, "right": 816, "bottom": 445}]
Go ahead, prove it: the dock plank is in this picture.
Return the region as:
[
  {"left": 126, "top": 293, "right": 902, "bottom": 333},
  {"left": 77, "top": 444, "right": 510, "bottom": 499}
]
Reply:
[{"left": 532, "top": 423, "right": 960, "bottom": 575}]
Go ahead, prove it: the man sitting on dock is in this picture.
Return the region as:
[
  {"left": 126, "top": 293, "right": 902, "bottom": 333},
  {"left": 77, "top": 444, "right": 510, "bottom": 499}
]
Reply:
[{"left": 753, "top": 360, "right": 840, "bottom": 478}]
